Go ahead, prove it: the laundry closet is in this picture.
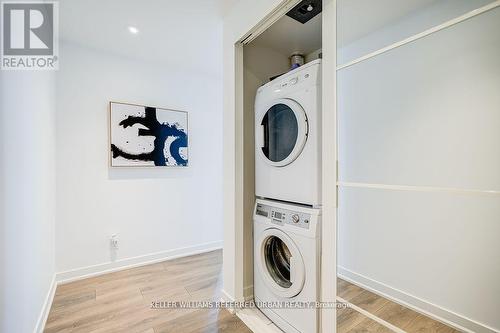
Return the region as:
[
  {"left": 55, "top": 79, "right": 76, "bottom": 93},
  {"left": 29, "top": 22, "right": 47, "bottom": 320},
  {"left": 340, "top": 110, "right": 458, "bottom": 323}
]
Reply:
[
  {"left": 242, "top": 2, "right": 323, "bottom": 332},
  {"left": 234, "top": 0, "right": 500, "bottom": 332}
]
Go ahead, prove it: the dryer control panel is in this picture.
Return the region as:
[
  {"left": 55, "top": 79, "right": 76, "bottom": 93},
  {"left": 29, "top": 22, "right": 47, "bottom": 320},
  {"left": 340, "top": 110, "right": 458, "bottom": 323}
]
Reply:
[{"left": 256, "top": 203, "right": 310, "bottom": 229}]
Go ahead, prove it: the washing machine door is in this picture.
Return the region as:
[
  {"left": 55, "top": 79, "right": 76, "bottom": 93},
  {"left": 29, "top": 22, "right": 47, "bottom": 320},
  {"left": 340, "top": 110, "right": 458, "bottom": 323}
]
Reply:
[
  {"left": 257, "top": 228, "right": 305, "bottom": 298},
  {"left": 257, "top": 98, "right": 308, "bottom": 167}
]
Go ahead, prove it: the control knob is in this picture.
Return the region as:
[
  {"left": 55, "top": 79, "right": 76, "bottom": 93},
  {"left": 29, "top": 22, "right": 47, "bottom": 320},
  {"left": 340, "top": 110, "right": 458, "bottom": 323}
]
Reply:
[{"left": 292, "top": 214, "right": 300, "bottom": 223}]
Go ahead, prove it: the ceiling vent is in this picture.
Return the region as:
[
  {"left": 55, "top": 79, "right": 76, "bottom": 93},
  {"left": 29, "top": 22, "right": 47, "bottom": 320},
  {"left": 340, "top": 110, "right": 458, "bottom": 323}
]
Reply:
[{"left": 286, "top": 0, "right": 322, "bottom": 24}]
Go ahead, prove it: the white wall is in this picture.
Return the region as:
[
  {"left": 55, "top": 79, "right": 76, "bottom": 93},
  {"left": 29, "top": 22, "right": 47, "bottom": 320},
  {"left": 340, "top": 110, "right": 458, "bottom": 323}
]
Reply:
[
  {"left": 55, "top": 42, "right": 224, "bottom": 273},
  {"left": 338, "top": 4, "right": 500, "bottom": 333},
  {"left": 242, "top": 44, "right": 290, "bottom": 297},
  {"left": 0, "top": 71, "right": 56, "bottom": 333},
  {"left": 244, "top": 45, "right": 290, "bottom": 83},
  {"left": 222, "top": 0, "right": 286, "bottom": 302}
]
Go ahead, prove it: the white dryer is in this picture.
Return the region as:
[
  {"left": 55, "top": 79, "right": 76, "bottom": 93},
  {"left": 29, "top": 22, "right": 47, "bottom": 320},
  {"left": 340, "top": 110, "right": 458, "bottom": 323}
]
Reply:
[
  {"left": 253, "top": 198, "right": 321, "bottom": 333},
  {"left": 255, "top": 59, "right": 321, "bottom": 206}
]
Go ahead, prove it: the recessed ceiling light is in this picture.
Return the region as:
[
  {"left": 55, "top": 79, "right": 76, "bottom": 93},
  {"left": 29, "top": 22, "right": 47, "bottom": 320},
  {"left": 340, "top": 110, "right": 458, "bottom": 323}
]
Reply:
[{"left": 128, "top": 26, "right": 139, "bottom": 34}]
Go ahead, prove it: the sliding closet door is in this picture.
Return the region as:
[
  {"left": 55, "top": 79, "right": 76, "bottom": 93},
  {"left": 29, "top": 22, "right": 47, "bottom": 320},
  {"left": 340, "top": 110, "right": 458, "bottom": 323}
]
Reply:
[
  {"left": 337, "top": 0, "right": 496, "bottom": 65},
  {"left": 337, "top": 4, "right": 500, "bottom": 332}
]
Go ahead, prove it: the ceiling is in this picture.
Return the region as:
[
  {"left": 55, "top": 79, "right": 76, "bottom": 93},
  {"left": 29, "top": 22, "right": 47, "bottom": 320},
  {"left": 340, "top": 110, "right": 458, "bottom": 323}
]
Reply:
[
  {"left": 337, "top": 0, "right": 439, "bottom": 46},
  {"left": 59, "top": 0, "right": 237, "bottom": 77},
  {"left": 59, "top": 0, "right": 441, "bottom": 73},
  {"left": 251, "top": 13, "right": 322, "bottom": 57},
  {"left": 250, "top": 0, "right": 440, "bottom": 55}
]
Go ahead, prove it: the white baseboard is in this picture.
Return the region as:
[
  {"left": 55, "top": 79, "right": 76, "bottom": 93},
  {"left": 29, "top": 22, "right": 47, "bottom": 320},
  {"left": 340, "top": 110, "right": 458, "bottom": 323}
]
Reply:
[
  {"left": 222, "top": 286, "right": 278, "bottom": 332},
  {"left": 236, "top": 307, "right": 281, "bottom": 333},
  {"left": 34, "top": 274, "right": 57, "bottom": 333},
  {"left": 220, "top": 289, "right": 237, "bottom": 314},
  {"left": 221, "top": 289, "right": 236, "bottom": 302},
  {"left": 56, "top": 240, "right": 223, "bottom": 284},
  {"left": 338, "top": 266, "right": 499, "bottom": 333},
  {"left": 36, "top": 241, "right": 222, "bottom": 332}
]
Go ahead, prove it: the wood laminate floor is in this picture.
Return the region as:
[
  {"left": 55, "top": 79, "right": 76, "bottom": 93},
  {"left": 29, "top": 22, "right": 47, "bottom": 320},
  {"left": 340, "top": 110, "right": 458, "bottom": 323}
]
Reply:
[
  {"left": 45, "top": 250, "right": 250, "bottom": 333},
  {"left": 336, "top": 279, "right": 461, "bottom": 333},
  {"left": 45, "top": 250, "right": 460, "bottom": 333}
]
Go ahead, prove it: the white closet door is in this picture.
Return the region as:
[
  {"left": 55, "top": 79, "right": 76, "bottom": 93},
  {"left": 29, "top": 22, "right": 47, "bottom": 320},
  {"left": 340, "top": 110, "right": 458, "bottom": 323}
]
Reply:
[
  {"left": 337, "top": 5, "right": 500, "bottom": 332},
  {"left": 337, "top": 0, "right": 496, "bottom": 65},
  {"left": 338, "top": 7, "right": 500, "bottom": 191},
  {"left": 337, "top": 186, "right": 500, "bottom": 330}
]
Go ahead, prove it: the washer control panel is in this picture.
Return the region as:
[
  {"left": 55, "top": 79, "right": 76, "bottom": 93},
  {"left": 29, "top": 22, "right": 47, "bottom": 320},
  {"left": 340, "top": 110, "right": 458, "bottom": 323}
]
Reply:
[
  {"left": 256, "top": 203, "right": 310, "bottom": 229},
  {"left": 255, "top": 60, "right": 320, "bottom": 102},
  {"left": 273, "top": 72, "right": 310, "bottom": 92}
]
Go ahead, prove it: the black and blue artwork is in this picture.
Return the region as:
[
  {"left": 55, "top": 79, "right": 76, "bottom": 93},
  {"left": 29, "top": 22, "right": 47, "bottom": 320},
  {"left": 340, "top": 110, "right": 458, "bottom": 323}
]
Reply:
[{"left": 110, "top": 102, "right": 188, "bottom": 167}]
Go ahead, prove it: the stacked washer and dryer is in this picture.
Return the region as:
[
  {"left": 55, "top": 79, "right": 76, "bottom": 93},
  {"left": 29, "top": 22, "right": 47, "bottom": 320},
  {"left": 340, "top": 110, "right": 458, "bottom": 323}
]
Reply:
[{"left": 253, "top": 59, "right": 322, "bottom": 333}]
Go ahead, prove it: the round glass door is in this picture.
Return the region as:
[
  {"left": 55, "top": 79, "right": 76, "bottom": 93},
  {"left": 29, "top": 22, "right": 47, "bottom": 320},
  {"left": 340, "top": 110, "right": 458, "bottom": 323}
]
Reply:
[
  {"left": 257, "top": 228, "right": 305, "bottom": 298},
  {"left": 264, "top": 236, "right": 292, "bottom": 288},
  {"left": 258, "top": 99, "right": 308, "bottom": 167}
]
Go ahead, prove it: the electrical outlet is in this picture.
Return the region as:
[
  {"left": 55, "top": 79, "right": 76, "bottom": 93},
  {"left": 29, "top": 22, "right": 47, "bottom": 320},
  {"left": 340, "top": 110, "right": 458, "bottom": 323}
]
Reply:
[{"left": 110, "top": 234, "right": 119, "bottom": 249}]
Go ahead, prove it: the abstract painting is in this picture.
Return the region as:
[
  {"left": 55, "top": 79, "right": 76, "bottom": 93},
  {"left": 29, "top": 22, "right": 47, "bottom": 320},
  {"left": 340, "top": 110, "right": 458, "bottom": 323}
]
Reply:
[{"left": 109, "top": 102, "right": 188, "bottom": 167}]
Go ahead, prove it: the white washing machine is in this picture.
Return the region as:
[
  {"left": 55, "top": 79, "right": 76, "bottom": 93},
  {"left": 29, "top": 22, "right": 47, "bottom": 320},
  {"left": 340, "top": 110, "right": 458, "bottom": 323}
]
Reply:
[
  {"left": 253, "top": 198, "right": 321, "bottom": 333},
  {"left": 255, "top": 59, "right": 321, "bottom": 206}
]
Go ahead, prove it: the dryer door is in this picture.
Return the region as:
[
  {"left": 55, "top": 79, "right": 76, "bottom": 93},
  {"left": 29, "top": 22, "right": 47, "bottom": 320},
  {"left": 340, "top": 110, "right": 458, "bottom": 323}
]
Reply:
[
  {"left": 257, "top": 98, "right": 308, "bottom": 167},
  {"left": 257, "top": 228, "right": 305, "bottom": 298}
]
